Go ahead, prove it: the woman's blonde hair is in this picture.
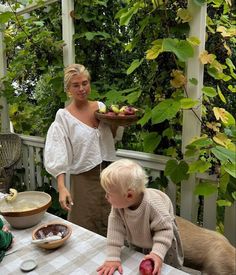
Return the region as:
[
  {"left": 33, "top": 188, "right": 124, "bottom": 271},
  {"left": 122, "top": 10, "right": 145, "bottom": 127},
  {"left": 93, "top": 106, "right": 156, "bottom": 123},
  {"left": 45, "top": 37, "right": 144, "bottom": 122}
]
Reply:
[
  {"left": 100, "top": 159, "right": 148, "bottom": 195},
  {"left": 64, "top": 64, "right": 91, "bottom": 91}
]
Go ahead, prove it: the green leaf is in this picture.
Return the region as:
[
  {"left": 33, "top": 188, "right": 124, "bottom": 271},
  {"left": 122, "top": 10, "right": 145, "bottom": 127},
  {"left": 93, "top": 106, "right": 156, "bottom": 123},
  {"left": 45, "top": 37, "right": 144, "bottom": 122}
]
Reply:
[
  {"left": 211, "top": 146, "right": 236, "bottom": 164},
  {"left": 164, "top": 159, "right": 189, "bottom": 184},
  {"left": 162, "top": 128, "right": 174, "bottom": 139},
  {"left": 226, "top": 58, "right": 236, "bottom": 80},
  {"left": 164, "top": 159, "right": 178, "bottom": 176},
  {"left": 187, "top": 36, "right": 201, "bottom": 46},
  {"left": 217, "top": 85, "right": 226, "bottom": 103},
  {"left": 180, "top": 98, "right": 199, "bottom": 109},
  {"left": 185, "top": 148, "right": 199, "bottom": 158},
  {"left": 119, "top": 3, "right": 140, "bottom": 26},
  {"left": 138, "top": 107, "right": 152, "bottom": 126},
  {"left": 187, "top": 136, "right": 213, "bottom": 148},
  {"left": 152, "top": 99, "right": 181, "bottom": 124},
  {"left": 189, "top": 78, "right": 198, "bottom": 85},
  {"left": 223, "top": 162, "right": 236, "bottom": 178},
  {"left": 163, "top": 38, "right": 194, "bottom": 62},
  {"left": 194, "top": 181, "right": 218, "bottom": 196},
  {"left": 188, "top": 160, "right": 212, "bottom": 173},
  {"left": 126, "top": 90, "right": 141, "bottom": 105},
  {"left": 228, "top": 85, "right": 236, "bottom": 93},
  {"left": 84, "top": 31, "right": 110, "bottom": 40},
  {"left": 143, "top": 132, "right": 161, "bottom": 153},
  {"left": 217, "top": 200, "right": 232, "bottom": 207},
  {"left": 219, "top": 168, "right": 230, "bottom": 192},
  {"left": 202, "top": 86, "right": 217, "bottom": 97},
  {"left": 127, "top": 59, "right": 144, "bottom": 75},
  {"left": 0, "top": 12, "right": 14, "bottom": 24},
  {"left": 146, "top": 40, "right": 163, "bottom": 60}
]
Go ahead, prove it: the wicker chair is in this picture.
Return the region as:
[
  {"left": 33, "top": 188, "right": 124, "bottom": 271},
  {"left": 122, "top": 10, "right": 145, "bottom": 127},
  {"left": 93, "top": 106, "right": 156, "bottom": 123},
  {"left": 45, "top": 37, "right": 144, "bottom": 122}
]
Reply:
[{"left": 0, "top": 133, "right": 22, "bottom": 193}]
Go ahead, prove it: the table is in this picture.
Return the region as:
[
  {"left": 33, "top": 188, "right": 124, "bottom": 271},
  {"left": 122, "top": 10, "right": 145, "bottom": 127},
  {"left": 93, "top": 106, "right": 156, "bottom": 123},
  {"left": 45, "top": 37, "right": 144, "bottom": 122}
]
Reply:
[{"left": 0, "top": 212, "right": 189, "bottom": 275}]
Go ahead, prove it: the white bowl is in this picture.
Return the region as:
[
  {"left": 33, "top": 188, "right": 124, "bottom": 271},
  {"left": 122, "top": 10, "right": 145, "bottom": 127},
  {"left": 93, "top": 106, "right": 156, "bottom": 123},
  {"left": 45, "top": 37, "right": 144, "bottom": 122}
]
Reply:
[{"left": 0, "top": 191, "right": 52, "bottom": 229}]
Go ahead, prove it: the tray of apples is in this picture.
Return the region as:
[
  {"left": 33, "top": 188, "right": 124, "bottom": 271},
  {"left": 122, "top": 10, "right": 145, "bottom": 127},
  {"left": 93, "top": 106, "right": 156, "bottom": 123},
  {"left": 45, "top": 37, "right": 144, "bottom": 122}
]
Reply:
[{"left": 95, "top": 104, "right": 139, "bottom": 126}]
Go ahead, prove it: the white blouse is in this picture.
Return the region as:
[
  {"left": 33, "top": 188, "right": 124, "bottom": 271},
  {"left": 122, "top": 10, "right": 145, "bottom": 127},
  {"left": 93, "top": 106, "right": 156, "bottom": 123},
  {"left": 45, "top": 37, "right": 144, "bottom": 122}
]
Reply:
[{"left": 44, "top": 102, "right": 116, "bottom": 178}]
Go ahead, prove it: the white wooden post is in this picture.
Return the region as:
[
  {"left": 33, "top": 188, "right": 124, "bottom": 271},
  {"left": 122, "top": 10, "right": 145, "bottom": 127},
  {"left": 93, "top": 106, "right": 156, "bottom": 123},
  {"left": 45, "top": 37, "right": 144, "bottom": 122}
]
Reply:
[
  {"left": 61, "top": 0, "right": 75, "bottom": 67},
  {"left": 180, "top": 2, "right": 207, "bottom": 221}
]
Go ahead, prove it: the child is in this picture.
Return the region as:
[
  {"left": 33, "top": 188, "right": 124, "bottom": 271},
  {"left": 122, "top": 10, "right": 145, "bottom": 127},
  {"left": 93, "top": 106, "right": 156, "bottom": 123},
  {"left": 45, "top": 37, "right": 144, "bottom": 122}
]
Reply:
[
  {"left": 0, "top": 218, "right": 13, "bottom": 262},
  {"left": 97, "top": 159, "right": 183, "bottom": 275}
]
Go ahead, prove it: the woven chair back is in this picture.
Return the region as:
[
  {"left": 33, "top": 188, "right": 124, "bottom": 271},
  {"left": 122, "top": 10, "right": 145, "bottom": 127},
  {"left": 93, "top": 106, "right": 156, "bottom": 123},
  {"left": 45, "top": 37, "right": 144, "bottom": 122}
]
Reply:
[{"left": 0, "top": 133, "right": 22, "bottom": 192}]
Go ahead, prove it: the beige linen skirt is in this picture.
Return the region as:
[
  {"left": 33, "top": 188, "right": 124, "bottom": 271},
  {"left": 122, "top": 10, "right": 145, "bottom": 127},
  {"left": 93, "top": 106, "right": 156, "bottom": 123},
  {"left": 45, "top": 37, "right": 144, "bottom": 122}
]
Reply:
[{"left": 68, "top": 162, "right": 111, "bottom": 237}]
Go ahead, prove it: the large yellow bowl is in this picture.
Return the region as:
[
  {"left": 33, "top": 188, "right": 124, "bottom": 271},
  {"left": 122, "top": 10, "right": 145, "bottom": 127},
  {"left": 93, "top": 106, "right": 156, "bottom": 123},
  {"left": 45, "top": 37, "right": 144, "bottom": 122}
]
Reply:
[{"left": 0, "top": 191, "right": 52, "bottom": 229}]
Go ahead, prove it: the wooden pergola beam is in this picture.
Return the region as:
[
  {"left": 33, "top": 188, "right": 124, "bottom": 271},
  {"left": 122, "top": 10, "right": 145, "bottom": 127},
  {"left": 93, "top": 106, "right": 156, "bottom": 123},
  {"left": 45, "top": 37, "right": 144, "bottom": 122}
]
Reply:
[{"left": 180, "top": 1, "right": 207, "bottom": 222}]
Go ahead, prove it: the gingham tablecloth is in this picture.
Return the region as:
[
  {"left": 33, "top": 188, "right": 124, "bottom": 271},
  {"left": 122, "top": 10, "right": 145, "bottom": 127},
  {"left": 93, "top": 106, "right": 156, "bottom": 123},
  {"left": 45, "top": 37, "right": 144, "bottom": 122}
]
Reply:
[{"left": 0, "top": 212, "right": 189, "bottom": 275}]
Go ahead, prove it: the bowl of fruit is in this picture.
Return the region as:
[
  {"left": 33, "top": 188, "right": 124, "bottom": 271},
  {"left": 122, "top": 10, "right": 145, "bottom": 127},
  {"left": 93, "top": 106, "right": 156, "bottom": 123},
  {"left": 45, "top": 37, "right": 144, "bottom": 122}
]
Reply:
[{"left": 95, "top": 104, "right": 139, "bottom": 127}]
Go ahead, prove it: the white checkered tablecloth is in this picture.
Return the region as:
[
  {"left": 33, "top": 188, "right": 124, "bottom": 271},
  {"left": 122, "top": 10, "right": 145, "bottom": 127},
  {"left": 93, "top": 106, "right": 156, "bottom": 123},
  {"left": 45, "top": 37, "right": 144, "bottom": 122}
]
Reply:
[{"left": 0, "top": 213, "right": 189, "bottom": 275}]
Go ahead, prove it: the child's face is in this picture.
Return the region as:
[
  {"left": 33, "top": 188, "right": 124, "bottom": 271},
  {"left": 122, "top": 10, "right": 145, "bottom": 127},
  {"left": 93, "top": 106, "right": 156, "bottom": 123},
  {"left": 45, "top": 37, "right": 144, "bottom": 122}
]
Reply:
[{"left": 105, "top": 186, "right": 130, "bottom": 209}]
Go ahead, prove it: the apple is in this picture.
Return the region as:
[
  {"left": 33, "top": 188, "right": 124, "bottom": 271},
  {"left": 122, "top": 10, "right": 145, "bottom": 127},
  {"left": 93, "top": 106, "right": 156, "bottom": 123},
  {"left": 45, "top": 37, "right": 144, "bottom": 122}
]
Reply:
[
  {"left": 139, "top": 259, "right": 154, "bottom": 275},
  {"left": 106, "top": 111, "right": 116, "bottom": 116}
]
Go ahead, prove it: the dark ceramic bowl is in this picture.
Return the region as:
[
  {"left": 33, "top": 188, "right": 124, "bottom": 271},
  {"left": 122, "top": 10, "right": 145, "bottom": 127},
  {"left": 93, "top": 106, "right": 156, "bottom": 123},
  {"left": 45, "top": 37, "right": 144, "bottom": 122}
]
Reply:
[{"left": 32, "top": 222, "right": 72, "bottom": 249}]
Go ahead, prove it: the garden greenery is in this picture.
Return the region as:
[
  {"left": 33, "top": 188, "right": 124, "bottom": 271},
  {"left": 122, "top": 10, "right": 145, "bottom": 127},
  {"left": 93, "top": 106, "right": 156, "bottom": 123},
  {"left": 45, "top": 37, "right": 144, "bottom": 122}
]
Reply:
[{"left": 0, "top": 0, "right": 235, "bottom": 208}]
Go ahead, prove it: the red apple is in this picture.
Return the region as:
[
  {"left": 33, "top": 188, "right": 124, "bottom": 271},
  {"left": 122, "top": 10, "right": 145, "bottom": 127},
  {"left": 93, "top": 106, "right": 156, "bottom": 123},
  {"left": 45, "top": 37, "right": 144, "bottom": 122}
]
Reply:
[
  {"left": 139, "top": 259, "right": 154, "bottom": 275},
  {"left": 106, "top": 111, "right": 116, "bottom": 116}
]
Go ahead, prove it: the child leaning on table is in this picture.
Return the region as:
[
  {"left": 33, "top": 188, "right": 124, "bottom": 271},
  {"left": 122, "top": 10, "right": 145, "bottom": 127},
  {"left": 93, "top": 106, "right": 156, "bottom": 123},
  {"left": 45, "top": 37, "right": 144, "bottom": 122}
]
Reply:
[{"left": 97, "top": 159, "right": 183, "bottom": 275}]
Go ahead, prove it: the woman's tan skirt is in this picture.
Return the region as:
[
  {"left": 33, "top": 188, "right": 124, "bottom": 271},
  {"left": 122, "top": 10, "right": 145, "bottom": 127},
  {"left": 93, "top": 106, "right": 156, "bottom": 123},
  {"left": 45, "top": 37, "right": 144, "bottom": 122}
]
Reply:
[{"left": 68, "top": 162, "right": 111, "bottom": 237}]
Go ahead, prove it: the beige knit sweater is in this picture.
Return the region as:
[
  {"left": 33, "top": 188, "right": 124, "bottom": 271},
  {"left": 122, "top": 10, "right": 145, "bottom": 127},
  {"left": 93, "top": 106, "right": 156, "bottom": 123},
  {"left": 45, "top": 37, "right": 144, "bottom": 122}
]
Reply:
[{"left": 106, "top": 188, "right": 183, "bottom": 268}]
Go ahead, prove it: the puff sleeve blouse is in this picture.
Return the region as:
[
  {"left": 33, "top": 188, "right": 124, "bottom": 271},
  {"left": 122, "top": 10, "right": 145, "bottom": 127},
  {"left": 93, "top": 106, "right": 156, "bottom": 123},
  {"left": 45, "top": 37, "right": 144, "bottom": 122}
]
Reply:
[{"left": 44, "top": 102, "right": 116, "bottom": 178}]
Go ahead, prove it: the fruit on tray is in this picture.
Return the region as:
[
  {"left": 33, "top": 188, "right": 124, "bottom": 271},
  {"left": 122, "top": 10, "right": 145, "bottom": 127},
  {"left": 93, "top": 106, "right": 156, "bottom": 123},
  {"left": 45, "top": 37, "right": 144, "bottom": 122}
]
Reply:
[
  {"left": 98, "top": 104, "right": 138, "bottom": 116},
  {"left": 139, "top": 258, "right": 154, "bottom": 275}
]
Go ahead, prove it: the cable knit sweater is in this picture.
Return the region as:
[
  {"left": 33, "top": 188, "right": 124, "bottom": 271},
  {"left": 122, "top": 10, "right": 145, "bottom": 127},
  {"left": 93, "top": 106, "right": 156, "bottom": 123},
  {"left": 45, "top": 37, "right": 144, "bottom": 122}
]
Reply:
[{"left": 106, "top": 188, "right": 183, "bottom": 268}]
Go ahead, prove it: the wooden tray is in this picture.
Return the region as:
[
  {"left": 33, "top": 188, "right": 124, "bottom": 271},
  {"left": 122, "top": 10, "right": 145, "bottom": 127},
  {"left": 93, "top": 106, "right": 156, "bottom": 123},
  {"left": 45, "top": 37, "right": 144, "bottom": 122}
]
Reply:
[{"left": 95, "top": 111, "right": 138, "bottom": 126}]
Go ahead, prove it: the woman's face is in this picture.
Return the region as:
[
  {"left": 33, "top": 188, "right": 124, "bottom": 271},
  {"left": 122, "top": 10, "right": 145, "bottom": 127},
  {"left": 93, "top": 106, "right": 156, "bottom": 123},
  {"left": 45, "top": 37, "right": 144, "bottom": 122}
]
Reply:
[{"left": 68, "top": 73, "right": 91, "bottom": 101}]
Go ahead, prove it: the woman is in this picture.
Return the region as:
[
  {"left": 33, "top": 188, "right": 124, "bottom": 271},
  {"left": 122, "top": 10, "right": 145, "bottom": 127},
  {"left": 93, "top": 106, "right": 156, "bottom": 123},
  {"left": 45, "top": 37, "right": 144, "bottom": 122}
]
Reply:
[{"left": 44, "top": 64, "right": 120, "bottom": 236}]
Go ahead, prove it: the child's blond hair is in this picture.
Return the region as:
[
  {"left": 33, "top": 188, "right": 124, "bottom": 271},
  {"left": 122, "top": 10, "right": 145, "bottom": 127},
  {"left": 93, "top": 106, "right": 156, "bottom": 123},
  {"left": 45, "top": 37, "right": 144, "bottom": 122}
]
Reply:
[{"left": 100, "top": 159, "right": 148, "bottom": 195}]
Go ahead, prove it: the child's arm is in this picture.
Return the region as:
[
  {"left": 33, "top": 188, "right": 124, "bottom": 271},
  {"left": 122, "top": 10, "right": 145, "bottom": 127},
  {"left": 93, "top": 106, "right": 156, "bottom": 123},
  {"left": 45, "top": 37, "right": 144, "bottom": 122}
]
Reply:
[
  {"left": 97, "top": 209, "right": 125, "bottom": 274},
  {"left": 97, "top": 261, "right": 123, "bottom": 275}
]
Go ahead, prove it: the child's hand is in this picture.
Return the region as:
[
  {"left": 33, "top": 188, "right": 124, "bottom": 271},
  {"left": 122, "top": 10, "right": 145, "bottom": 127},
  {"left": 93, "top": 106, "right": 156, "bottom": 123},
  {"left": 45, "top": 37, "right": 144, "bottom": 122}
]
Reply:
[
  {"left": 143, "top": 252, "right": 163, "bottom": 275},
  {"left": 97, "top": 260, "right": 123, "bottom": 275},
  {"left": 2, "top": 225, "right": 10, "bottom": 232}
]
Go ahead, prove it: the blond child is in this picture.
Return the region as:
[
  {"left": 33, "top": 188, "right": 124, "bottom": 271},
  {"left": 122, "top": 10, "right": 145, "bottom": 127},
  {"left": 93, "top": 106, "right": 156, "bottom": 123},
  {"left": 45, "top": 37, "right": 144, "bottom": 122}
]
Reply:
[{"left": 97, "top": 159, "right": 183, "bottom": 275}]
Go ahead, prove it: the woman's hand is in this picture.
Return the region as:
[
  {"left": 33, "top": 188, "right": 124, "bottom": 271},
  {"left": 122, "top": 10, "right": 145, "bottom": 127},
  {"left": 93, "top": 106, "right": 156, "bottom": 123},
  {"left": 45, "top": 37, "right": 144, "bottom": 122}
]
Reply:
[
  {"left": 58, "top": 186, "right": 73, "bottom": 211},
  {"left": 97, "top": 261, "right": 123, "bottom": 275},
  {"left": 57, "top": 174, "right": 73, "bottom": 211},
  {"left": 143, "top": 252, "right": 163, "bottom": 275}
]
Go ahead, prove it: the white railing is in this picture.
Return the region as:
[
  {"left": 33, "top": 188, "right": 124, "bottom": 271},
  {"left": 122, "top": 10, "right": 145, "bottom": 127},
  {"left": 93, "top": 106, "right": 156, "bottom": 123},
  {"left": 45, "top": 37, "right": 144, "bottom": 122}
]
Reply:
[{"left": 18, "top": 134, "right": 235, "bottom": 246}]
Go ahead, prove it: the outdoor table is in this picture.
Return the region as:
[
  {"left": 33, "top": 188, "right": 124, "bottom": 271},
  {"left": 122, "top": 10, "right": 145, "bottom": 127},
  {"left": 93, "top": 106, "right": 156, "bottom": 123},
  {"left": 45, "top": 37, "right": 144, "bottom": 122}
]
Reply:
[{"left": 0, "top": 212, "right": 189, "bottom": 275}]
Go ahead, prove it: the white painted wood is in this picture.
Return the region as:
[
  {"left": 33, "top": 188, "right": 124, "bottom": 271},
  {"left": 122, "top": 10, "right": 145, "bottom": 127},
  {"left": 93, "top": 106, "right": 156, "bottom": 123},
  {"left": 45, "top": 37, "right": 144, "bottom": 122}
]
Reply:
[
  {"left": 22, "top": 145, "right": 29, "bottom": 189},
  {"left": 35, "top": 148, "right": 43, "bottom": 187},
  {"left": 203, "top": 192, "right": 217, "bottom": 230},
  {"left": 29, "top": 146, "right": 36, "bottom": 190},
  {"left": 166, "top": 180, "right": 177, "bottom": 213},
  {"left": 180, "top": 1, "right": 207, "bottom": 222},
  {"left": 61, "top": 0, "right": 75, "bottom": 66},
  {"left": 16, "top": 0, "right": 59, "bottom": 15},
  {"left": 224, "top": 201, "right": 236, "bottom": 246}
]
